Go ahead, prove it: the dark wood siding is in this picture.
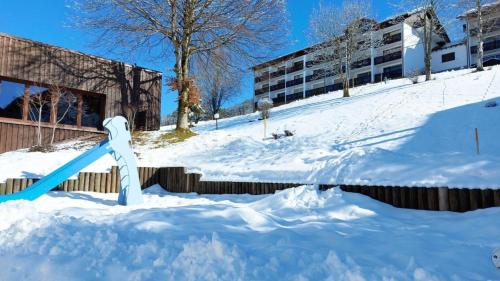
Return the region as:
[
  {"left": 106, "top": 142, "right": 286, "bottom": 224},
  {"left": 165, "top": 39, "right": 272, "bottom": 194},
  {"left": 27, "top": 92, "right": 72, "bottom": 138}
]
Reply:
[
  {"left": 0, "top": 33, "right": 161, "bottom": 153},
  {"left": 0, "top": 118, "right": 105, "bottom": 153},
  {"left": 0, "top": 33, "right": 161, "bottom": 131}
]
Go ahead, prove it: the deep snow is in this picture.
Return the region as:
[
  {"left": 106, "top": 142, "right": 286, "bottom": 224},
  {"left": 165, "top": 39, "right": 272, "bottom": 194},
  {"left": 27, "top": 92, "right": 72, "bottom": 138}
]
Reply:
[
  {"left": 2, "top": 66, "right": 500, "bottom": 188},
  {"left": 0, "top": 185, "right": 498, "bottom": 280}
]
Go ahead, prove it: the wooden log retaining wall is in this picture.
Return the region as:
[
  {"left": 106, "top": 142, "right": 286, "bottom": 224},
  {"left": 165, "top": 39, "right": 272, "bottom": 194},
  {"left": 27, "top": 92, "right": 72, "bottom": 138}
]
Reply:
[{"left": 0, "top": 166, "right": 499, "bottom": 212}]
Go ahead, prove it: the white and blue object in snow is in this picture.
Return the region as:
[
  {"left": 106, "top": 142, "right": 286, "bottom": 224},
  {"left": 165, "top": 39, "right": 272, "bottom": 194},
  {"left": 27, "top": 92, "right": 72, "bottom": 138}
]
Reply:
[{"left": 0, "top": 116, "right": 143, "bottom": 205}]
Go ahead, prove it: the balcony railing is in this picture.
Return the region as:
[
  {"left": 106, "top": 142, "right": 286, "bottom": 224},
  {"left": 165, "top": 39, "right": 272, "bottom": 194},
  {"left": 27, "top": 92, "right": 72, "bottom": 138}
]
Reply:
[
  {"left": 305, "top": 87, "right": 326, "bottom": 97},
  {"left": 270, "top": 69, "right": 285, "bottom": 78},
  {"left": 286, "top": 77, "right": 304, "bottom": 87},
  {"left": 287, "top": 62, "right": 304, "bottom": 73},
  {"left": 254, "top": 88, "right": 268, "bottom": 96},
  {"left": 287, "top": 92, "right": 304, "bottom": 102},
  {"left": 383, "top": 33, "right": 402, "bottom": 45},
  {"left": 270, "top": 82, "right": 285, "bottom": 92},
  {"left": 254, "top": 75, "right": 267, "bottom": 83},
  {"left": 374, "top": 51, "right": 402, "bottom": 65},
  {"left": 470, "top": 39, "right": 500, "bottom": 54},
  {"left": 272, "top": 93, "right": 286, "bottom": 104},
  {"left": 351, "top": 58, "right": 371, "bottom": 69}
]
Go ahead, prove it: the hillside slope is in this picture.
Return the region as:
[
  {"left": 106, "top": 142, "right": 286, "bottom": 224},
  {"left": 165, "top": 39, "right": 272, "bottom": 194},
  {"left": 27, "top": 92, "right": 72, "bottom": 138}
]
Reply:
[
  {"left": 1, "top": 66, "right": 500, "bottom": 188},
  {"left": 141, "top": 66, "right": 500, "bottom": 188}
]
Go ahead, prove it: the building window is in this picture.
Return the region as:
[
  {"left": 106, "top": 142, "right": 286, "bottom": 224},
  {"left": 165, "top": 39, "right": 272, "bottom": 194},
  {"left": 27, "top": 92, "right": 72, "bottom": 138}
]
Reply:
[
  {"left": 0, "top": 80, "right": 25, "bottom": 120},
  {"left": 28, "top": 85, "right": 51, "bottom": 123},
  {"left": 81, "top": 94, "right": 104, "bottom": 129},
  {"left": 294, "top": 74, "right": 302, "bottom": 80},
  {"left": 442, "top": 52, "right": 455, "bottom": 63},
  {"left": 57, "top": 92, "right": 78, "bottom": 126}
]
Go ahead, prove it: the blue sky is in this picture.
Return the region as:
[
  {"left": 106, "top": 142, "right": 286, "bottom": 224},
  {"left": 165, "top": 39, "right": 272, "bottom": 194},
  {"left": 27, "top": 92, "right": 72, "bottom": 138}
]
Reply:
[{"left": 0, "top": 1, "right": 413, "bottom": 116}]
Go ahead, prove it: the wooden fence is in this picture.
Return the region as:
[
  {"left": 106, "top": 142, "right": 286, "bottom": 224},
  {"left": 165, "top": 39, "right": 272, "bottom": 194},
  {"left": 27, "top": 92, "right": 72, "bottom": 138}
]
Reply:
[{"left": 0, "top": 166, "right": 499, "bottom": 212}]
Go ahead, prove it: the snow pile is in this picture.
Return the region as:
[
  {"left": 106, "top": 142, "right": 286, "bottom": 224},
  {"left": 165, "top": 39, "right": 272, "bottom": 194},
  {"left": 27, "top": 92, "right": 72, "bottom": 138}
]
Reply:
[
  {"left": 2, "top": 67, "right": 500, "bottom": 188},
  {"left": 0, "top": 185, "right": 498, "bottom": 280}
]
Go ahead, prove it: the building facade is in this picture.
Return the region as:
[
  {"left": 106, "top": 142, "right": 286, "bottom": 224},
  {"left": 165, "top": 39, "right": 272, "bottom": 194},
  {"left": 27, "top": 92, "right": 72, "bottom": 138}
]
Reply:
[
  {"left": 0, "top": 33, "right": 162, "bottom": 153},
  {"left": 460, "top": 2, "right": 500, "bottom": 68},
  {"left": 252, "top": 9, "right": 451, "bottom": 108}
]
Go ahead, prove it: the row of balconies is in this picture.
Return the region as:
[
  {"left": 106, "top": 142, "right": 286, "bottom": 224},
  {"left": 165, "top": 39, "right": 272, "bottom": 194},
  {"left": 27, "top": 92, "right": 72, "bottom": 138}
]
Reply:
[
  {"left": 256, "top": 51, "right": 400, "bottom": 88},
  {"left": 254, "top": 62, "right": 305, "bottom": 83},
  {"left": 255, "top": 65, "right": 402, "bottom": 97},
  {"left": 255, "top": 33, "right": 402, "bottom": 83}
]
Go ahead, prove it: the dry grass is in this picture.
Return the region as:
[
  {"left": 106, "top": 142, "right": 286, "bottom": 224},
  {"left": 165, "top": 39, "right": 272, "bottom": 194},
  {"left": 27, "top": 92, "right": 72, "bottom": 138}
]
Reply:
[{"left": 153, "top": 129, "right": 197, "bottom": 147}]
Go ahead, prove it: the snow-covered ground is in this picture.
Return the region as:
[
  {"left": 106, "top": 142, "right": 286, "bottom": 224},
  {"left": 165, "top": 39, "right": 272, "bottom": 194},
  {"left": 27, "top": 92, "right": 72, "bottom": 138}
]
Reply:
[
  {"left": 0, "top": 185, "right": 498, "bottom": 280},
  {"left": 1, "top": 68, "right": 500, "bottom": 280},
  {"left": 2, "top": 66, "right": 500, "bottom": 188}
]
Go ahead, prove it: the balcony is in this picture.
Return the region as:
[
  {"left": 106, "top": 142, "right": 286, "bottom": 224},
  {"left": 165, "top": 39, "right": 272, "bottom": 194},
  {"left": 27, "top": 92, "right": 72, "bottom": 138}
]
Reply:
[
  {"left": 270, "top": 82, "right": 286, "bottom": 92},
  {"left": 270, "top": 69, "right": 285, "bottom": 78},
  {"left": 306, "top": 60, "right": 322, "bottom": 68},
  {"left": 254, "top": 75, "right": 267, "bottom": 83},
  {"left": 351, "top": 58, "right": 371, "bottom": 69},
  {"left": 353, "top": 75, "right": 371, "bottom": 86},
  {"left": 287, "top": 92, "right": 304, "bottom": 102},
  {"left": 254, "top": 88, "right": 268, "bottom": 96},
  {"left": 272, "top": 93, "right": 286, "bottom": 104},
  {"left": 374, "top": 51, "right": 402, "bottom": 65},
  {"left": 383, "top": 33, "right": 402, "bottom": 45},
  {"left": 287, "top": 62, "right": 304, "bottom": 73},
  {"left": 286, "top": 77, "right": 304, "bottom": 87},
  {"left": 305, "top": 87, "right": 326, "bottom": 97},
  {"left": 470, "top": 39, "right": 500, "bottom": 54},
  {"left": 306, "top": 69, "right": 336, "bottom": 82}
]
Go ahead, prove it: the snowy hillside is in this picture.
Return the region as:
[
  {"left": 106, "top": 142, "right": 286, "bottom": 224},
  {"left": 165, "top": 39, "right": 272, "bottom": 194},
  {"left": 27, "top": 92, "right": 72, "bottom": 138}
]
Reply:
[{"left": 3, "top": 66, "right": 500, "bottom": 188}]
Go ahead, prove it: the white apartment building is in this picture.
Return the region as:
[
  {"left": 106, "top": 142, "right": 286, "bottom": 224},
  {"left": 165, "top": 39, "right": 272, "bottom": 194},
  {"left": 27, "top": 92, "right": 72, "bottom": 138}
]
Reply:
[
  {"left": 459, "top": 2, "right": 500, "bottom": 68},
  {"left": 252, "top": 9, "right": 451, "bottom": 108}
]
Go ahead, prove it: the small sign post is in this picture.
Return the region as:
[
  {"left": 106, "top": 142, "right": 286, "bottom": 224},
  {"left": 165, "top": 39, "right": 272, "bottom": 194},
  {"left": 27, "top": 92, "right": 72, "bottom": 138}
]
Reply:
[
  {"left": 214, "top": 113, "right": 220, "bottom": 130},
  {"left": 474, "top": 128, "right": 480, "bottom": 155}
]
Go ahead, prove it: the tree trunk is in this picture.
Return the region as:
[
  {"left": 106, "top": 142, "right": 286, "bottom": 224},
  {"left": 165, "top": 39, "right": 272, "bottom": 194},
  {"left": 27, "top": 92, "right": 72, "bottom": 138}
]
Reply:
[
  {"left": 476, "top": 0, "right": 484, "bottom": 71},
  {"left": 343, "top": 78, "right": 350, "bottom": 97},
  {"left": 424, "top": 12, "right": 432, "bottom": 81},
  {"left": 175, "top": 41, "right": 191, "bottom": 130}
]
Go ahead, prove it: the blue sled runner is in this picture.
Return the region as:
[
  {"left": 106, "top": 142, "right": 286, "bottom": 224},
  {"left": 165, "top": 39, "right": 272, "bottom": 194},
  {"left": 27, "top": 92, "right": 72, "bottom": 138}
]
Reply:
[{"left": 0, "top": 116, "right": 143, "bottom": 206}]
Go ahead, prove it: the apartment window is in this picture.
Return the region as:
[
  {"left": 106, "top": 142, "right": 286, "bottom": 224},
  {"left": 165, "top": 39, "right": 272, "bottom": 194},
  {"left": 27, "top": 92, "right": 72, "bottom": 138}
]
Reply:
[
  {"left": 0, "top": 80, "right": 25, "bottom": 120},
  {"left": 441, "top": 52, "right": 455, "bottom": 63}
]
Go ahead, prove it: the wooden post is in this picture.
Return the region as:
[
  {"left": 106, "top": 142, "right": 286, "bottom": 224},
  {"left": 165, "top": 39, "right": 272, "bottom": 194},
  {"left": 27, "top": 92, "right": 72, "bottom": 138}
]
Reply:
[
  {"left": 263, "top": 117, "right": 267, "bottom": 138},
  {"left": 438, "top": 187, "right": 449, "bottom": 211},
  {"left": 0, "top": 182, "right": 6, "bottom": 195},
  {"left": 474, "top": 128, "right": 480, "bottom": 155},
  {"left": 6, "top": 179, "right": 13, "bottom": 195}
]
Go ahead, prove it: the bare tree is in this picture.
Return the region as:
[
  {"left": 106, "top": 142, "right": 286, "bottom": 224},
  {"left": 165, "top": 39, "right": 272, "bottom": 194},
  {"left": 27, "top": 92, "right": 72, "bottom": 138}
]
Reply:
[
  {"left": 392, "top": 0, "right": 460, "bottom": 80},
  {"left": 74, "top": 0, "right": 287, "bottom": 131},
  {"left": 28, "top": 86, "right": 51, "bottom": 147},
  {"left": 194, "top": 52, "right": 242, "bottom": 119},
  {"left": 458, "top": 0, "right": 498, "bottom": 71},
  {"left": 48, "top": 85, "right": 77, "bottom": 145},
  {"left": 308, "top": 0, "right": 374, "bottom": 97}
]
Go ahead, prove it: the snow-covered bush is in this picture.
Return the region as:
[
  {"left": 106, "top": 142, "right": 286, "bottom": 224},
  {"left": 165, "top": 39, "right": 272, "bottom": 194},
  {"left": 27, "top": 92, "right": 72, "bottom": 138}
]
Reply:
[{"left": 257, "top": 98, "right": 273, "bottom": 120}]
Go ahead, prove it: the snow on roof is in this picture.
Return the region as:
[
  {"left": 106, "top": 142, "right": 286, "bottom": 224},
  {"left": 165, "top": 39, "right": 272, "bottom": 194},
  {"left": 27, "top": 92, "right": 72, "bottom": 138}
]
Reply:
[{"left": 458, "top": 1, "right": 500, "bottom": 19}]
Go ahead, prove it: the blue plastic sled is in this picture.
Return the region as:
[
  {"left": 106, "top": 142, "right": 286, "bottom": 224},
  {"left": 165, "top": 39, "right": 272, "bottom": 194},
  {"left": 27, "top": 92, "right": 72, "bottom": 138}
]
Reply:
[{"left": 0, "top": 116, "right": 143, "bottom": 205}]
